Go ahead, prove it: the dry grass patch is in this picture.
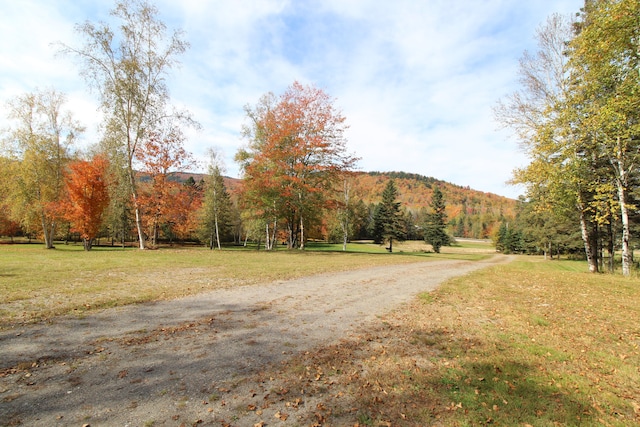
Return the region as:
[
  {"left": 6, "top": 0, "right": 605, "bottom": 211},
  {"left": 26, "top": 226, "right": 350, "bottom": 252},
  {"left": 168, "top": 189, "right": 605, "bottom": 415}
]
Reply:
[
  {"left": 0, "top": 243, "right": 429, "bottom": 326},
  {"left": 258, "top": 257, "right": 640, "bottom": 426},
  {"left": 391, "top": 239, "right": 495, "bottom": 257}
]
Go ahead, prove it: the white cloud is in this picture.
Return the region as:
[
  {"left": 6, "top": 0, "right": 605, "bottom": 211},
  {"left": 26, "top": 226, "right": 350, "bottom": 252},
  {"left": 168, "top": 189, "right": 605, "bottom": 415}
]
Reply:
[{"left": 0, "top": 0, "right": 585, "bottom": 198}]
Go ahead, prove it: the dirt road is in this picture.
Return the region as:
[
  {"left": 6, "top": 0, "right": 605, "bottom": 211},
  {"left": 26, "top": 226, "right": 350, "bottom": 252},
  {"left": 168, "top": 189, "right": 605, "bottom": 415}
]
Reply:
[{"left": 0, "top": 256, "right": 506, "bottom": 426}]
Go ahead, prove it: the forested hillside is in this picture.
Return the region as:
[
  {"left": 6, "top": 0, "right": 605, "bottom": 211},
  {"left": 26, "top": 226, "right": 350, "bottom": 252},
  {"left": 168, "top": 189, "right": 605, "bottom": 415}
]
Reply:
[
  {"left": 163, "top": 170, "right": 517, "bottom": 241},
  {"left": 352, "top": 172, "right": 516, "bottom": 239}
]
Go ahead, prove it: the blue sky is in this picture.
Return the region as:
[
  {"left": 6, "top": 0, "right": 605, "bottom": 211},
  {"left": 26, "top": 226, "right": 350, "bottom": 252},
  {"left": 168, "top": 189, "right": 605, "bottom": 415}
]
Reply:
[{"left": 1, "top": 0, "right": 584, "bottom": 199}]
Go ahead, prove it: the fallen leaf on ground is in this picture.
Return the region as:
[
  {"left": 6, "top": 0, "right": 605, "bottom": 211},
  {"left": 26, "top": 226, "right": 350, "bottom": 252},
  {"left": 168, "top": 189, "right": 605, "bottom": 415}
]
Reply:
[{"left": 274, "top": 411, "right": 289, "bottom": 421}]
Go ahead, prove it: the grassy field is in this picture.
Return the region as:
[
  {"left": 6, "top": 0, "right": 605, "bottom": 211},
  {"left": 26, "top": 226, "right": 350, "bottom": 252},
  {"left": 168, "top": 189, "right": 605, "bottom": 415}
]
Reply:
[
  {"left": 267, "top": 257, "right": 640, "bottom": 426},
  {"left": 0, "top": 239, "right": 488, "bottom": 326}
]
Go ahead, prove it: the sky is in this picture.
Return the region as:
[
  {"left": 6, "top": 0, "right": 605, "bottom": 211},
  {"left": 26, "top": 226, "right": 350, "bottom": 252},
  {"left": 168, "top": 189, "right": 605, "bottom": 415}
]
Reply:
[{"left": 0, "top": 0, "right": 585, "bottom": 199}]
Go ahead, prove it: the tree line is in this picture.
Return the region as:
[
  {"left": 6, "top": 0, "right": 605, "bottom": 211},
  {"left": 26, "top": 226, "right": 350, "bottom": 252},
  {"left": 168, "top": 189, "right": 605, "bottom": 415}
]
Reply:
[{"left": 495, "top": 0, "right": 639, "bottom": 275}]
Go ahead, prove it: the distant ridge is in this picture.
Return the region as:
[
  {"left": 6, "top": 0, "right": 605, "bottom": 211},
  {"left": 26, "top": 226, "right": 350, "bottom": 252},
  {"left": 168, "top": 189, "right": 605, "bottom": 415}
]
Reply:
[
  {"left": 366, "top": 171, "right": 509, "bottom": 197},
  {"left": 156, "top": 170, "right": 516, "bottom": 239},
  {"left": 350, "top": 171, "right": 515, "bottom": 238}
]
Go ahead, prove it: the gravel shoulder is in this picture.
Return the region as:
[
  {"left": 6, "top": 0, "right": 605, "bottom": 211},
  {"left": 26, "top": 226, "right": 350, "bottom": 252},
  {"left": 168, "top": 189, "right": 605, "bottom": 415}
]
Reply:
[{"left": 0, "top": 255, "right": 508, "bottom": 426}]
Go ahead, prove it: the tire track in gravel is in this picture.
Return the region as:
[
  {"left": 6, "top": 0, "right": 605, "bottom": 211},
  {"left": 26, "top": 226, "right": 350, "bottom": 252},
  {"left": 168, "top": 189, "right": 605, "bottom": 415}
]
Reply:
[{"left": 0, "top": 255, "right": 508, "bottom": 426}]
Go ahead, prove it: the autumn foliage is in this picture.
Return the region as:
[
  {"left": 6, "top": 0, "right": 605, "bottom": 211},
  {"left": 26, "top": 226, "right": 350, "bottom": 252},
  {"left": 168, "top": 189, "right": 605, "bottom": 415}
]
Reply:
[
  {"left": 237, "top": 81, "right": 358, "bottom": 249},
  {"left": 61, "top": 155, "right": 110, "bottom": 250},
  {"left": 0, "top": 206, "right": 21, "bottom": 241},
  {"left": 136, "top": 128, "right": 197, "bottom": 245}
]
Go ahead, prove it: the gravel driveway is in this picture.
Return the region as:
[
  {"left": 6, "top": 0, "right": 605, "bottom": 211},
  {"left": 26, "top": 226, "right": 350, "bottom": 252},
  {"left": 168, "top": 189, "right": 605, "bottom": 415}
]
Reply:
[{"left": 0, "top": 256, "right": 506, "bottom": 426}]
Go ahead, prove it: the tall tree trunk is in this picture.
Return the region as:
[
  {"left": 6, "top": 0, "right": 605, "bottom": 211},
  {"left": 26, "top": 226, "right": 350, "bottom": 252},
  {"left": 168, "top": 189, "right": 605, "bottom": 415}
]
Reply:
[
  {"left": 343, "top": 231, "right": 348, "bottom": 252},
  {"left": 578, "top": 201, "right": 598, "bottom": 273},
  {"left": 41, "top": 212, "right": 55, "bottom": 249},
  {"left": 287, "top": 216, "right": 295, "bottom": 249},
  {"left": 214, "top": 211, "right": 221, "bottom": 250},
  {"left": 265, "top": 222, "right": 271, "bottom": 251},
  {"left": 271, "top": 218, "right": 277, "bottom": 250},
  {"left": 611, "top": 137, "right": 632, "bottom": 276},
  {"left": 616, "top": 175, "right": 631, "bottom": 276},
  {"left": 151, "top": 216, "right": 159, "bottom": 246},
  {"left": 213, "top": 183, "right": 221, "bottom": 250},
  {"left": 389, "top": 237, "right": 393, "bottom": 253},
  {"left": 127, "top": 147, "right": 146, "bottom": 249},
  {"left": 131, "top": 185, "right": 146, "bottom": 249},
  {"left": 288, "top": 225, "right": 295, "bottom": 249},
  {"left": 120, "top": 214, "right": 127, "bottom": 248},
  {"left": 607, "top": 220, "right": 614, "bottom": 273},
  {"left": 299, "top": 215, "right": 305, "bottom": 250}
]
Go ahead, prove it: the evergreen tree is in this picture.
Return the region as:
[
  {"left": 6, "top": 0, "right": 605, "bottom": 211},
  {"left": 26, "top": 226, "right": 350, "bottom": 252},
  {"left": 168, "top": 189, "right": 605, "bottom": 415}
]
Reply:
[
  {"left": 371, "top": 179, "right": 405, "bottom": 252},
  {"left": 423, "top": 186, "right": 450, "bottom": 253},
  {"left": 495, "top": 221, "right": 525, "bottom": 254}
]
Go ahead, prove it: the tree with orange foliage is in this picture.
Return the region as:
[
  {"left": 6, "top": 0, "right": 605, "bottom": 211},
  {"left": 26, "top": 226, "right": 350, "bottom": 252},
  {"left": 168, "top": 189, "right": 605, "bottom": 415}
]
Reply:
[
  {"left": 61, "top": 155, "right": 110, "bottom": 250},
  {"left": 237, "top": 82, "right": 358, "bottom": 249},
  {"left": 168, "top": 178, "right": 202, "bottom": 243},
  {"left": 136, "top": 126, "right": 194, "bottom": 246}
]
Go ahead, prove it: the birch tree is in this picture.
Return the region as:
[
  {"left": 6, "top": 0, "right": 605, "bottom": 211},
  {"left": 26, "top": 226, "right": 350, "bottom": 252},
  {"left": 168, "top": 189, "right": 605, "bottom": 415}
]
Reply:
[
  {"left": 200, "top": 148, "right": 231, "bottom": 250},
  {"left": 569, "top": 0, "right": 640, "bottom": 275},
  {"left": 495, "top": 13, "right": 602, "bottom": 272},
  {"left": 2, "top": 89, "right": 82, "bottom": 248},
  {"left": 60, "top": 0, "right": 194, "bottom": 249}
]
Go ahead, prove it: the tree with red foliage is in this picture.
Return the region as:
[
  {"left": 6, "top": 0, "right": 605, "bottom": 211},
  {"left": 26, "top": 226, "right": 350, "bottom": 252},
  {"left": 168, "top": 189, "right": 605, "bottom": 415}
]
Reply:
[
  {"left": 237, "top": 82, "right": 358, "bottom": 249},
  {"left": 62, "top": 155, "right": 110, "bottom": 250},
  {"left": 0, "top": 205, "right": 21, "bottom": 241}
]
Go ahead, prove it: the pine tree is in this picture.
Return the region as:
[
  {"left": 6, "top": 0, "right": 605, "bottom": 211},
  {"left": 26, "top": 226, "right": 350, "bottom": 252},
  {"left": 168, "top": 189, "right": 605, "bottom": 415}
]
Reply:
[
  {"left": 372, "top": 179, "right": 405, "bottom": 252},
  {"left": 423, "top": 186, "right": 450, "bottom": 253}
]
